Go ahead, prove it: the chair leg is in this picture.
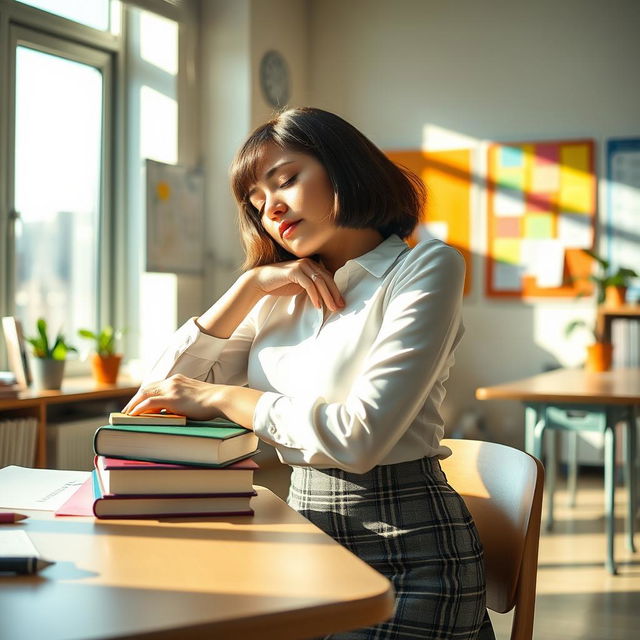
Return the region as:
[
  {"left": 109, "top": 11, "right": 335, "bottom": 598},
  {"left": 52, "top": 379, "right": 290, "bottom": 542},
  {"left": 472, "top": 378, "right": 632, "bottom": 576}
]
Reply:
[
  {"left": 604, "top": 426, "right": 617, "bottom": 575},
  {"left": 625, "top": 416, "right": 637, "bottom": 553},
  {"left": 546, "top": 430, "right": 557, "bottom": 532},
  {"left": 567, "top": 431, "right": 578, "bottom": 508}
]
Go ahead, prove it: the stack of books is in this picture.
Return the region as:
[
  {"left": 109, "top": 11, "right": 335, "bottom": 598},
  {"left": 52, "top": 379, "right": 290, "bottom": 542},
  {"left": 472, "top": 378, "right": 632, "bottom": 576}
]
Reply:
[
  {"left": 91, "top": 412, "right": 259, "bottom": 519},
  {"left": 0, "top": 371, "right": 21, "bottom": 399}
]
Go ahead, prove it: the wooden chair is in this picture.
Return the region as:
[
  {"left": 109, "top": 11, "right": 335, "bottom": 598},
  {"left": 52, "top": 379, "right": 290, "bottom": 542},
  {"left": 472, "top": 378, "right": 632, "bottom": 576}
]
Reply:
[{"left": 440, "top": 439, "right": 544, "bottom": 640}]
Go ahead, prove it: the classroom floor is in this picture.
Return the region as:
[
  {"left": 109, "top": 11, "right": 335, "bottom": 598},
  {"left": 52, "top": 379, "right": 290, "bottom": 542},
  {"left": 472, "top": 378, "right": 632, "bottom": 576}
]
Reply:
[{"left": 254, "top": 463, "right": 640, "bottom": 640}]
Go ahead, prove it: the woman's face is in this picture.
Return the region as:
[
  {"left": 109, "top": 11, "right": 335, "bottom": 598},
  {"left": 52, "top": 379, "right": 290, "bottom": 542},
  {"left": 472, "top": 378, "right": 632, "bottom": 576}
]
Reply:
[{"left": 247, "top": 142, "right": 340, "bottom": 259}]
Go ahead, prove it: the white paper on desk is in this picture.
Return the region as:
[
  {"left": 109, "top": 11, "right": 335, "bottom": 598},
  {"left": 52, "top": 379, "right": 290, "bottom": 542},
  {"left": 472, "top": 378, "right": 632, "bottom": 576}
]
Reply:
[
  {"left": 0, "top": 466, "right": 90, "bottom": 511},
  {"left": 0, "top": 530, "right": 39, "bottom": 556}
]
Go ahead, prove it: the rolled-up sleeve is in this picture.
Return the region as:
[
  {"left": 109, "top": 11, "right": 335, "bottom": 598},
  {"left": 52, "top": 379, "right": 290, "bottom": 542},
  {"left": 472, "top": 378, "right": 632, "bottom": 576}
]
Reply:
[{"left": 252, "top": 244, "right": 465, "bottom": 473}]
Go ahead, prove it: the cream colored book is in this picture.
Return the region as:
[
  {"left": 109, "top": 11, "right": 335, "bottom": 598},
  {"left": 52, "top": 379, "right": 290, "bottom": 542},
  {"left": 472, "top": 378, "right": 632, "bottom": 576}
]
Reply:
[{"left": 108, "top": 412, "right": 186, "bottom": 426}]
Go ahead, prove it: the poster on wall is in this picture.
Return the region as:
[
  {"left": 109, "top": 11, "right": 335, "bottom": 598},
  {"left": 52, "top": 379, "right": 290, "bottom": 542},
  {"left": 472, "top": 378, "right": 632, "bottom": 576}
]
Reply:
[
  {"left": 607, "top": 138, "right": 640, "bottom": 300},
  {"left": 386, "top": 149, "right": 473, "bottom": 295},
  {"left": 486, "top": 139, "right": 596, "bottom": 298},
  {"left": 145, "top": 159, "right": 205, "bottom": 274}
]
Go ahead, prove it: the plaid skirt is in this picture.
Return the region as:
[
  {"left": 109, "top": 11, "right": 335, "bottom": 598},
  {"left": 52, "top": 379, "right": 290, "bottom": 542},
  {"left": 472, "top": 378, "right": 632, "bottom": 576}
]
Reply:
[{"left": 287, "top": 457, "right": 495, "bottom": 640}]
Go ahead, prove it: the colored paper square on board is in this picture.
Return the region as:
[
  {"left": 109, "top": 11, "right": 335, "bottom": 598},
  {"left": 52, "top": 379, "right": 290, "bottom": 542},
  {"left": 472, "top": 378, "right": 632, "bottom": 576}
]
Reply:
[
  {"left": 495, "top": 217, "right": 521, "bottom": 238},
  {"left": 534, "top": 143, "right": 559, "bottom": 166},
  {"left": 493, "top": 238, "right": 521, "bottom": 265},
  {"left": 497, "top": 168, "right": 525, "bottom": 190},
  {"left": 524, "top": 213, "right": 554, "bottom": 238},
  {"left": 558, "top": 184, "right": 591, "bottom": 214},
  {"left": 494, "top": 187, "right": 525, "bottom": 216},
  {"left": 526, "top": 189, "right": 554, "bottom": 213},
  {"left": 561, "top": 144, "right": 590, "bottom": 172},
  {"left": 531, "top": 164, "right": 560, "bottom": 193},
  {"left": 558, "top": 212, "right": 593, "bottom": 248},
  {"left": 499, "top": 146, "right": 524, "bottom": 168}
]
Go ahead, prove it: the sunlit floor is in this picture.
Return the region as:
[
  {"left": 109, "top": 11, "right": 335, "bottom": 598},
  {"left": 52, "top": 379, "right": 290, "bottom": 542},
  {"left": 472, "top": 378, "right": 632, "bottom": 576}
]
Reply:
[{"left": 255, "top": 463, "right": 640, "bottom": 640}]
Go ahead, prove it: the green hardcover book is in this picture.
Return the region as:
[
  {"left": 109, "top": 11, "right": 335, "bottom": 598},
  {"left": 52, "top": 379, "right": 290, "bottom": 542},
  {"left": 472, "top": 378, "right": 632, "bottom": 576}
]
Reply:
[{"left": 94, "top": 418, "right": 259, "bottom": 467}]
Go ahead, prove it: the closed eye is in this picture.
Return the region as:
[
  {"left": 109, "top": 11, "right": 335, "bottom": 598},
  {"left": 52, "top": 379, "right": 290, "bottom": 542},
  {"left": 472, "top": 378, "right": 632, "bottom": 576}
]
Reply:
[{"left": 280, "top": 174, "right": 297, "bottom": 188}]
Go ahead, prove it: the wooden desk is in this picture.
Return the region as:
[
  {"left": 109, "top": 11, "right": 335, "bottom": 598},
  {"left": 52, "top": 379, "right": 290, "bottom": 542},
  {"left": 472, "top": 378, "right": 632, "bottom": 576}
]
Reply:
[
  {"left": 0, "top": 377, "right": 140, "bottom": 467},
  {"left": 476, "top": 367, "right": 640, "bottom": 407},
  {"left": 476, "top": 367, "right": 640, "bottom": 573},
  {"left": 0, "top": 487, "right": 394, "bottom": 640}
]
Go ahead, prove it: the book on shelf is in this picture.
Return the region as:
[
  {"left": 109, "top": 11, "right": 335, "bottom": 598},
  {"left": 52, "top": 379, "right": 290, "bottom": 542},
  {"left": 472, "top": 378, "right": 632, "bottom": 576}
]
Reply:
[
  {"left": 91, "top": 470, "right": 256, "bottom": 519},
  {"left": 93, "top": 418, "right": 259, "bottom": 467},
  {"left": 95, "top": 454, "right": 258, "bottom": 495},
  {"left": 109, "top": 412, "right": 186, "bottom": 426}
]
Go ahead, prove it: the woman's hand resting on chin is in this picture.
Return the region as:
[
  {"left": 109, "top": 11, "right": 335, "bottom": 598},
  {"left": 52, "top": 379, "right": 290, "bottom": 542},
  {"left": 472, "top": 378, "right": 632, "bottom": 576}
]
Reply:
[{"left": 248, "top": 258, "right": 345, "bottom": 311}]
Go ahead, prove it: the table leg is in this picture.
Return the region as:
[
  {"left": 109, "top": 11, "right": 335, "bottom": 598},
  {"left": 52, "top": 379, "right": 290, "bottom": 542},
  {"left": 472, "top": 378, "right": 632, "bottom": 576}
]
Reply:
[
  {"left": 524, "top": 405, "right": 540, "bottom": 455},
  {"left": 547, "top": 428, "right": 557, "bottom": 532},
  {"left": 604, "top": 425, "right": 617, "bottom": 575},
  {"left": 567, "top": 431, "right": 578, "bottom": 508},
  {"left": 625, "top": 410, "right": 637, "bottom": 553}
]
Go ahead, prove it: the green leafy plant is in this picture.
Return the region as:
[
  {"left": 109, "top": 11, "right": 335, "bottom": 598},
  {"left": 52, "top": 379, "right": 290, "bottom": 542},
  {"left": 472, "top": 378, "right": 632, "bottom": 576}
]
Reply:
[
  {"left": 564, "top": 318, "right": 602, "bottom": 343},
  {"left": 581, "top": 249, "right": 638, "bottom": 304},
  {"left": 78, "top": 326, "right": 123, "bottom": 357},
  {"left": 26, "top": 318, "right": 77, "bottom": 360}
]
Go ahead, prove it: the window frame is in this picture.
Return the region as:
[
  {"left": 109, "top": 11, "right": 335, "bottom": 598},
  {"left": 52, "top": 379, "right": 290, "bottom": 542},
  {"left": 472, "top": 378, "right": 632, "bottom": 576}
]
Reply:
[
  {"left": 7, "top": 25, "right": 115, "bottom": 335},
  {"left": 0, "top": 0, "right": 199, "bottom": 371}
]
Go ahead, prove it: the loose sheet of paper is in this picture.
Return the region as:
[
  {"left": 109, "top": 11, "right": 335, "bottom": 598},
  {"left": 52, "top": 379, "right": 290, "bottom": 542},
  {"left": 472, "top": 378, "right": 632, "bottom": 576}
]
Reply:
[
  {"left": 0, "top": 466, "right": 90, "bottom": 511},
  {"left": 0, "top": 529, "right": 39, "bottom": 557}
]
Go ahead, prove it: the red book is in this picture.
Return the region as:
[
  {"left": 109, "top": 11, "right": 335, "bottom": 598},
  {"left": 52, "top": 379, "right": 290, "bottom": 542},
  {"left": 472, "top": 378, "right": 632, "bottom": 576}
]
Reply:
[
  {"left": 91, "top": 470, "right": 256, "bottom": 519},
  {"left": 95, "top": 455, "right": 258, "bottom": 496}
]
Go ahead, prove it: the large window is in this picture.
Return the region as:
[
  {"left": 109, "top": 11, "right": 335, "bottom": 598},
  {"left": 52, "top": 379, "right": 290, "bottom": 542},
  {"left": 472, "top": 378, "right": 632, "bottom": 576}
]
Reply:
[
  {"left": 12, "top": 36, "right": 109, "bottom": 349},
  {"left": 15, "top": 0, "right": 116, "bottom": 32},
  {"left": 1, "top": 0, "right": 194, "bottom": 373}
]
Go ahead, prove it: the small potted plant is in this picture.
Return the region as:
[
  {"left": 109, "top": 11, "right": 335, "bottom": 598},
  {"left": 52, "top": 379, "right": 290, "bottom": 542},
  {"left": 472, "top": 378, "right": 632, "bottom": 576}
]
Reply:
[
  {"left": 78, "top": 326, "right": 124, "bottom": 384},
  {"left": 564, "top": 319, "right": 611, "bottom": 372},
  {"left": 582, "top": 249, "right": 638, "bottom": 308},
  {"left": 26, "top": 318, "right": 77, "bottom": 390}
]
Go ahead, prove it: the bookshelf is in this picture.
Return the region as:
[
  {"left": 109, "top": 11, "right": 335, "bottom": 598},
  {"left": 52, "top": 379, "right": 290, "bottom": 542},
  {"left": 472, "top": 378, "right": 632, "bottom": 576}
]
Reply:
[
  {"left": 0, "top": 377, "right": 139, "bottom": 468},
  {"left": 597, "top": 304, "right": 640, "bottom": 344}
]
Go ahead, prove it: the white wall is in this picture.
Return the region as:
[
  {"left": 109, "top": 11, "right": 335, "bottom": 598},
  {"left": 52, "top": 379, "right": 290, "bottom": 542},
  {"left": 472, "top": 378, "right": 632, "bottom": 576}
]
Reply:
[
  {"left": 197, "top": 0, "right": 639, "bottom": 447},
  {"left": 199, "top": 0, "right": 310, "bottom": 308},
  {"left": 306, "top": 0, "right": 640, "bottom": 445}
]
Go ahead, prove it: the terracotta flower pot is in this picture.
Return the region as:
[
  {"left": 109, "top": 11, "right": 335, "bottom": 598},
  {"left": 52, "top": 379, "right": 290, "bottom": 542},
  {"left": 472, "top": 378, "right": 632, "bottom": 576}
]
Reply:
[
  {"left": 604, "top": 286, "right": 627, "bottom": 308},
  {"left": 91, "top": 354, "right": 122, "bottom": 384},
  {"left": 585, "top": 342, "right": 613, "bottom": 372}
]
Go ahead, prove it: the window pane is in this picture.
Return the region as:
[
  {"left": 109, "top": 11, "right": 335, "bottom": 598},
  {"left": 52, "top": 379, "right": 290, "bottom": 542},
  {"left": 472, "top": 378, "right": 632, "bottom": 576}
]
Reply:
[
  {"left": 16, "top": 0, "right": 111, "bottom": 31},
  {"left": 14, "top": 46, "right": 102, "bottom": 347}
]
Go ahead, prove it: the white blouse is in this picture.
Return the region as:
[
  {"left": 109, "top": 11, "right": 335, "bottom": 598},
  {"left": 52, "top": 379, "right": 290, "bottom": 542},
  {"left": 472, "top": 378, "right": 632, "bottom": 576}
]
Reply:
[{"left": 145, "top": 235, "right": 465, "bottom": 474}]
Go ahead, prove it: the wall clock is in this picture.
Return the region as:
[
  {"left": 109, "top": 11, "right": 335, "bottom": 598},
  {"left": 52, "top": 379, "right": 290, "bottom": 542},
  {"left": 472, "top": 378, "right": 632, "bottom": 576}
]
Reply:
[{"left": 259, "top": 50, "right": 290, "bottom": 107}]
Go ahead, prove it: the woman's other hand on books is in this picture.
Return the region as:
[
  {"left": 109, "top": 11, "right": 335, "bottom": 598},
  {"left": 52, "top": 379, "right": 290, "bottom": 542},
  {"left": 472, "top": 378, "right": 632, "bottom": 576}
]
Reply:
[{"left": 122, "top": 374, "right": 222, "bottom": 421}]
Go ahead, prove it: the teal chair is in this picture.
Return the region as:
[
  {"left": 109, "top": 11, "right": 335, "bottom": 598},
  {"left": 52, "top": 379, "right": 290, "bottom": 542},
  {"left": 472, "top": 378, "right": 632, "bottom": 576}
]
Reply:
[{"left": 532, "top": 404, "right": 637, "bottom": 574}]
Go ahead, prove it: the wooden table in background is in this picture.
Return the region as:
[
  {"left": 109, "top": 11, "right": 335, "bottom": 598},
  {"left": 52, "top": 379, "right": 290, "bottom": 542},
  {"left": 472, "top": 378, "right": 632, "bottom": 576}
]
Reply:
[
  {"left": 0, "top": 487, "right": 394, "bottom": 640},
  {"left": 476, "top": 367, "right": 640, "bottom": 573}
]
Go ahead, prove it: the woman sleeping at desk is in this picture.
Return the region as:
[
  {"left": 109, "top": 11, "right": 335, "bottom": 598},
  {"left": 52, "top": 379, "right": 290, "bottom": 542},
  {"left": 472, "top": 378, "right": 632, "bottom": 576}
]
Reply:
[{"left": 123, "top": 107, "right": 494, "bottom": 640}]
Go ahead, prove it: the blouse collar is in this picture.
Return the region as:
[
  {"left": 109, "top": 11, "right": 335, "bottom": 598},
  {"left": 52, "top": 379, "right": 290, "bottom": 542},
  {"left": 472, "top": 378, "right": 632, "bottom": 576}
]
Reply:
[{"left": 338, "top": 234, "right": 410, "bottom": 279}]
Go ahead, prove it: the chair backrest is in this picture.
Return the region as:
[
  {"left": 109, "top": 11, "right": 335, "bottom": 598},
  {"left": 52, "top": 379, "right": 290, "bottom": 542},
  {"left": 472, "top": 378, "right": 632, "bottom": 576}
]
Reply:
[{"left": 440, "top": 439, "right": 544, "bottom": 640}]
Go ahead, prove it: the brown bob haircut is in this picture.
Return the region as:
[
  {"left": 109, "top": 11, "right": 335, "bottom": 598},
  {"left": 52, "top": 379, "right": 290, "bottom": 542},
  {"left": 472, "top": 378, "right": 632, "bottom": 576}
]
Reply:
[{"left": 230, "top": 107, "right": 425, "bottom": 270}]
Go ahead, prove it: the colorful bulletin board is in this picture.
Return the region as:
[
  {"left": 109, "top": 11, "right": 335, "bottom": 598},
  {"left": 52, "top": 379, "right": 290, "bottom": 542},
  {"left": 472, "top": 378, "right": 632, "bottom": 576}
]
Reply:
[
  {"left": 386, "top": 149, "right": 473, "bottom": 295},
  {"left": 607, "top": 138, "right": 640, "bottom": 297},
  {"left": 486, "top": 139, "right": 596, "bottom": 298}
]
